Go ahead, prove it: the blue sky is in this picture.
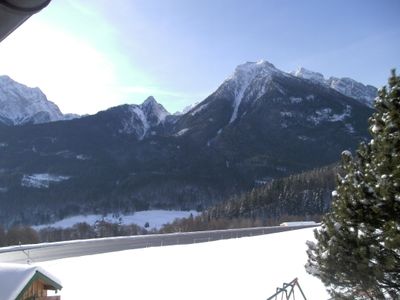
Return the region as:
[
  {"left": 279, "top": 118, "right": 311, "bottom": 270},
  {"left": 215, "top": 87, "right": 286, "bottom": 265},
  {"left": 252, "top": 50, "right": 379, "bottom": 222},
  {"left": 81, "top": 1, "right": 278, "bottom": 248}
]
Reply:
[{"left": 0, "top": 0, "right": 399, "bottom": 114}]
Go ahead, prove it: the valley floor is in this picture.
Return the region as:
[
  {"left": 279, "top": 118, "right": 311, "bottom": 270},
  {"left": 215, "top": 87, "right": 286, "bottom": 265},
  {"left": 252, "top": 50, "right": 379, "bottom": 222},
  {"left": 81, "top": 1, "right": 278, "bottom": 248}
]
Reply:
[
  {"left": 34, "top": 210, "right": 199, "bottom": 230},
  {"left": 38, "top": 227, "right": 330, "bottom": 300}
]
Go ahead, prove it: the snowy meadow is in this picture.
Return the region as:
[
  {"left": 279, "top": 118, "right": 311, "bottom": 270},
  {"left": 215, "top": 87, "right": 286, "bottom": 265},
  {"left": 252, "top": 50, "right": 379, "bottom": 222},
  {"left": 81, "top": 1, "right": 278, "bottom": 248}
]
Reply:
[
  {"left": 34, "top": 210, "right": 199, "bottom": 231},
  {"left": 39, "top": 227, "right": 330, "bottom": 300}
]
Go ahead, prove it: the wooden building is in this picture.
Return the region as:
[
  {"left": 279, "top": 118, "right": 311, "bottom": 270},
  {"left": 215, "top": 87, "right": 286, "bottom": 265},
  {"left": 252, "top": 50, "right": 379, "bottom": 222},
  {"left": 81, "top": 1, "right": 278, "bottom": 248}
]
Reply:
[{"left": 0, "top": 263, "right": 62, "bottom": 300}]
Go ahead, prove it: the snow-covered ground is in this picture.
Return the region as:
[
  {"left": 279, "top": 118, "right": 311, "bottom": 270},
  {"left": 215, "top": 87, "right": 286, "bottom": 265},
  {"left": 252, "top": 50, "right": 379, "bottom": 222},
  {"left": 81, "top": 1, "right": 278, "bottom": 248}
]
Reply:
[
  {"left": 280, "top": 221, "right": 318, "bottom": 227},
  {"left": 21, "top": 173, "right": 70, "bottom": 189},
  {"left": 34, "top": 210, "right": 199, "bottom": 230},
  {"left": 38, "top": 227, "right": 330, "bottom": 300}
]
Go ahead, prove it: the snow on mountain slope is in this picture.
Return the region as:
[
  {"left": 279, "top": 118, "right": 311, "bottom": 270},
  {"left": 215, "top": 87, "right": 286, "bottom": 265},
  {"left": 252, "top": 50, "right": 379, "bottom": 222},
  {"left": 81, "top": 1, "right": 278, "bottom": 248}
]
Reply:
[
  {"left": 140, "top": 96, "right": 169, "bottom": 125},
  {"left": 291, "top": 67, "right": 325, "bottom": 84},
  {"left": 0, "top": 75, "right": 80, "bottom": 125},
  {"left": 182, "top": 61, "right": 375, "bottom": 127},
  {"left": 118, "top": 96, "right": 170, "bottom": 139},
  {"left": 0, "top": 75, "right": 64, "bottom": 125},
  {"left": 326, "top": 76, "right": 377, "bottom": 107},
  {"left": 169, "top": 59, "right": 371, "bottom": 168},
  {"left": 221, "top": 60, "right": 287, "bottom": 123},
  {"left": 132, "top": 106, "right": 150, "bottom": 138},
  {"left": 38, "top": 227, "right": 329, "bottom": 300},
  {"left": 307, "top": 105, "right": 352, "bottom": 125},
  {"left": 291, "top": 67, "right": 377, "bottom": 106}
]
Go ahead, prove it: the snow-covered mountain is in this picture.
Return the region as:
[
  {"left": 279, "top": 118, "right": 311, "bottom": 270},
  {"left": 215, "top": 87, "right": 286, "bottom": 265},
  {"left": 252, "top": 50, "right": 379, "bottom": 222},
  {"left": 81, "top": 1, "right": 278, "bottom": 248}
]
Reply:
[
  {"left": 114, "top": 96, "right": 170, "bottom": 139},
  {"left": 291, "top": 67, "right": 377, "bottom": 107},
  {"left": 139, "top": 96, "right": 170, "bottom": 127},
  {"left": 290, "top": 67, "right": 325, "bottom": 84},
  {"left": 0, "top": 59, "right": 374, "bottom": 226},
  {"left": 219, "top": 60, "right": 289, "bottom": 123},
  {"left": 173, "top": 60, "right": 292, "bottom": 140},
  {"left": 326, "top": 76, "right": 378, "bottom": 107},
  {"left": 171, "top": 59, "right": 372, "bottom": 181},
  {"left": 175, "top": 101, "right": 200, "bottom": 115},
  {"left": 178, "top": 61, "right": 376, "bottom": 137},
  {"left": 0, "top": 75, "right": 78, "bottom": 125}
]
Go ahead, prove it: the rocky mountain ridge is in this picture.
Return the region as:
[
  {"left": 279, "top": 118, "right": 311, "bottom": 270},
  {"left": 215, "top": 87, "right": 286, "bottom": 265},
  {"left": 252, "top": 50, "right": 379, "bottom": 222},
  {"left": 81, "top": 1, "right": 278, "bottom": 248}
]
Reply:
[
  {"left": 115, "top": 96, "right": 170, "bottom": 139},
  {"left": 0, "top": 75, "right": 79, "bottom": 125},
  {"left": 0, "top": 60, "right": 374, "bottom": 227},
  {"left": 1, "top": 63, "right": 377, "bottom": 127},
  {"left": 291, "top": 67, "right": 377, "bottom": 107}
]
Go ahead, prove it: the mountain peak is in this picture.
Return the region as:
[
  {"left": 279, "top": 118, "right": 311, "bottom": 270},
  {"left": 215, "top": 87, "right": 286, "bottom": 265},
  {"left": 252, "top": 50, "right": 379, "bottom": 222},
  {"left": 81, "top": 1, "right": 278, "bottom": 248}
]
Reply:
[
  {"left": 232, "top": 60, "right": 278, "bottom": 78},
  {"left": 0, "top": 75, "right": 66, "bottom": 125},
  {"left": 0, "top": 75, "right": 12, "bottom": 83},
  {"left": 142, "top": 96, "right": 157, "bottom": 106},
  {"left": 116, "top": 96, "right": 170, "bottom": 138},
  {"left": 290, "top": 67, "right": 377, "bottom": 106},
  {"left": 290, "top": 67, "right": 325, "bottom": 84},
  {"left": 221, "top": 60, "right": 285, "bottom": 123},
  {"left": 139, "top": 96, "right": 170, "bottom": 122},
  {"left": 237, "top": 59, "right": 276, "bottom": 68}
]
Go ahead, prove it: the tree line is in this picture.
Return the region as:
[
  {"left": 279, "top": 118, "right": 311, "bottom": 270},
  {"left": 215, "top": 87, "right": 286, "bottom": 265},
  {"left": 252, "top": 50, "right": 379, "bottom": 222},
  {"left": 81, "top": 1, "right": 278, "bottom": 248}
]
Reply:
[
  {"left": 161, "top": 164, "right": 338, "bottom": 233},
  {"left": 0, "top": 221, "right": 148, "bottom": 246},
  {"left": 0, "top": 163, "right": 340, "bottom": 246}
]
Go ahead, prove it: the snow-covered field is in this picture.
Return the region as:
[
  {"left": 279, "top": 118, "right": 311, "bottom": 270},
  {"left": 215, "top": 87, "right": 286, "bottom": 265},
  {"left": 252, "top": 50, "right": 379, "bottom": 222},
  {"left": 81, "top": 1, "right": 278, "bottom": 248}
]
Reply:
[
  {"left": 34, "top": 210, "right": 199, "bottom": 230},
  {"left": 39, "top": 227, "right": 330, "bottom": 300},
  {"left": 21, "top": 173, "right": 70, "bottom": 189}
]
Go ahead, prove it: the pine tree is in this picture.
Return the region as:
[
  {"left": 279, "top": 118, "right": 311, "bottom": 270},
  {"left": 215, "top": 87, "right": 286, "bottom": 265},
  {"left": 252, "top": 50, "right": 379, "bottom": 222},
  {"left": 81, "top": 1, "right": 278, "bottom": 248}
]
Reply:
[
  {"left": 0, "top": 225, "right": 6, "bottom": 246},
  {"left": 306, "top": 70, "right": 400, "bottom": 299}
]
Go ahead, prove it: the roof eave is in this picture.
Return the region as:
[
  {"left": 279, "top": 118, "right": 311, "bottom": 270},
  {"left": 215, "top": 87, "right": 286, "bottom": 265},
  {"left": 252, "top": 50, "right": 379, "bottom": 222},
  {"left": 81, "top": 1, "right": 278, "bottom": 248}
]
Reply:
[{"left": 15, "top": 270, "right": 62, "bottom": 300}]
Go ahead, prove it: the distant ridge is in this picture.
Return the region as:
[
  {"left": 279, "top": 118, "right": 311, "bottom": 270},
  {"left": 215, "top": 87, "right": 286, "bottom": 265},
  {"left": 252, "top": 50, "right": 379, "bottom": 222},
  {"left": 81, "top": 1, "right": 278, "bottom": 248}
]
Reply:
[
  {"left": 291, "top": 67, "right": 377, "bottom": 107},
  {"left": 0, "top": 75, "right": 79, "bottom": 125},
  {"left": 0, "top": 60, "right": 373, "bottom": 227}
]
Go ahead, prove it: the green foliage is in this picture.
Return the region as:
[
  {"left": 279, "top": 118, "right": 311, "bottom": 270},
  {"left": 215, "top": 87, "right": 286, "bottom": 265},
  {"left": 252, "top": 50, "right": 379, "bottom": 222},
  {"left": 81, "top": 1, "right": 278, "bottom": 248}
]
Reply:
[
  {"left": 306, "top": 71, "right": 400, "bottom": 299},
  {"left": 160, "top": 165, "right": 337, "bottom": 233},
  {"left": 0, "top": 225, "right": 6, "bottom": 246},
  {"left": 207, "top": 165, "right": 336, "bottom": 222}
]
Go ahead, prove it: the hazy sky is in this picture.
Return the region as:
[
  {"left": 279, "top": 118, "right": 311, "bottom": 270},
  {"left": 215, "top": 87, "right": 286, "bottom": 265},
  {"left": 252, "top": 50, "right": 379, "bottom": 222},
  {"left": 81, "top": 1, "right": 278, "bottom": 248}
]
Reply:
[{"left": 0, "top": 0, "right": 399, "bottom": 115}]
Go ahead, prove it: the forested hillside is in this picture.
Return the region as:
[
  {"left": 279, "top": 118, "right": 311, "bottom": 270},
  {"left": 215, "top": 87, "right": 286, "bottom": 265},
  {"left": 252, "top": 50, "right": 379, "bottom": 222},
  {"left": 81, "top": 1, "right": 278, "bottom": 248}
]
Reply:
[{"left": 161, "top": 165, "right": 338, "bottom": 232}]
